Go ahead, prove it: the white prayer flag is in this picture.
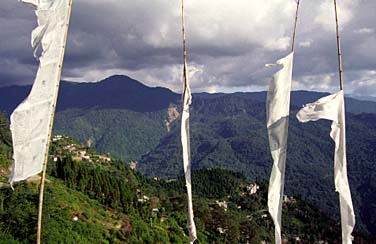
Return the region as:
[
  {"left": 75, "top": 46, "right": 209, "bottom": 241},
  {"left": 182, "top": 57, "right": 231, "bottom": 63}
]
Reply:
[
  {"left": 296, "top": 90, "right": 355, "bottom": 244},
  {"left": 266, "top": 52, "right": 294, "bottom": 244},
  {"left": 9, "top": 0, "right": 71, "bottom": 185},
  {"left": 181, "top": 61, "right": 197, "bottom": 243}
]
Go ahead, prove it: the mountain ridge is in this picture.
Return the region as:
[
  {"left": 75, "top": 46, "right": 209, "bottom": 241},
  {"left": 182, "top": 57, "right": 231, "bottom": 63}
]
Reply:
[{"left": 0, "top": 75, "right": 375, "bottom": 116}]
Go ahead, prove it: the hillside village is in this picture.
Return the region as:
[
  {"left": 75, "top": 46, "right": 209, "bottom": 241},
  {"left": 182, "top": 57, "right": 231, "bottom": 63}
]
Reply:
[{"left": 52, "top": 135, "right": 112, "bottom": 164}]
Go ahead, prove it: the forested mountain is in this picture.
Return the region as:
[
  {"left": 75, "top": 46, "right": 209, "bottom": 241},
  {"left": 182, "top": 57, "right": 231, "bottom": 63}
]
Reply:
[
  {"left": 0, "top": 115, "right": 371, "bottom": 244},
  {"left": 0, "top": 75, "right": 375, "bottom": 238},
  {"left": 0, "top": 116, "right": 372, "bottom": 243},
  {"left": 138, "top": 95, "right": 376, "bottom": 236}
]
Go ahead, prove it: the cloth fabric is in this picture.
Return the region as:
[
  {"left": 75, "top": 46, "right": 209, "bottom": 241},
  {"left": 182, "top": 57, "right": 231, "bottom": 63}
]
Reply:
[
  {"left": 9, "top": 0, "right": 71, "bottom": 185},
  {"left": 266, "top": 52, "right": 294, "bottom": 244},
  {"left": 296, "top": 90, "right": 355, "bottom": 244},
  {"left": 181, "top": 61, "right": 197, "bottom": 243}
]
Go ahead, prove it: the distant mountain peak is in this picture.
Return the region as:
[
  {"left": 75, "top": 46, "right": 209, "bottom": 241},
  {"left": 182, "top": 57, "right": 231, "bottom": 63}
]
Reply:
[
  {"left": 100, "top": 75, "right": 146, "bottom": 86},
  {"left": 56, "top": 75, "right": 181, "bottom": 113}
]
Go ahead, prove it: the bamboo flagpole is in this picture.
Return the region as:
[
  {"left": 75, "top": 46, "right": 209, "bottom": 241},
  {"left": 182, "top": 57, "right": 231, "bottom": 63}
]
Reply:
[
  {"left": 333, "top": 1, "right": 356, "bottom": 243},
  {"left": 291, "top": 0, "right": 300, "bottom": 52},
  {"left": 334, "top": 0, "right": 344, "bottom": 90},
  {"left": 182, "top": 0, "right": 188, "bottom": 91},
  {"left": 36, "top": 0, "right": 73, "bottom": 243}
]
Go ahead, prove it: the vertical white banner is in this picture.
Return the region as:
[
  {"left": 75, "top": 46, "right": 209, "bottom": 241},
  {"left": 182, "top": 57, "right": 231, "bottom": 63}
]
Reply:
[
  {"left": 297, "top": 91, "right": 355, "bottom": 244},
  {"left": 10, "top": 0, "right": 71, "bottom": 184},
  {"left": 181, "top": 60, "right": 197, "bottom": 243},
  {"left": 266, "top": 52, "right": 294, "bottom": 244}
]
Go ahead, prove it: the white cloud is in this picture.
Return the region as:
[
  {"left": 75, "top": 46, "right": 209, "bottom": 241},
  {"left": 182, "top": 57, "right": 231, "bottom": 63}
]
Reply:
[
  {"left": 354, "top": 28, "right": 374, "bottom": 34},
  {"left": 314, "top": 0, "right": 358, "bottom": 32},
  {"left": 298, "top": 40, "right": 313, "bottom": 48},
  {"left": 265, "top": 37, "right": 291, "bottom": 51},
  {"left": 346, "top": 70, "right": 376, "bottom": 96},
  {"left": 184, "top": 0, "right": 296, "bottom": 48}
]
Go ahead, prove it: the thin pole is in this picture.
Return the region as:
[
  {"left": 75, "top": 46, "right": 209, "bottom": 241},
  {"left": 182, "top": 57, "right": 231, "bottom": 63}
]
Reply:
[
  {"left": 181, "top": 0, "right": 188, "bottom": 89},
  {"left": 334, "top": 0, "right": 344, "bottom": 90},
  {"left": 36, "top": 0, "right": 73, "bottom": 243},
  {"left": 291, "top": 0, "right": 300, "bottom": 52}
]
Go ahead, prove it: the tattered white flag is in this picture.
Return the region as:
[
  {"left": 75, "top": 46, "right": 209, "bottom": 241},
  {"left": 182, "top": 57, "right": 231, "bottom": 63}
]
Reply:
[
  {"left": 9, "top": 0, "right": 71, "bottom": 185},
  {"left": 266, "top": 52, "right": 294, "bottom": 244},
  {"left": 296, "top": 90, "right": 355, "bottom": 244},
  {"left": 181, "top": 61, "right": 197, "bottom": 243}
]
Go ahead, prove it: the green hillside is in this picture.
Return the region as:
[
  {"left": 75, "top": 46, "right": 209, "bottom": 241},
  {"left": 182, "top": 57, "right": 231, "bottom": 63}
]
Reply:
[
  {"left": 0, "top": 113, "right": 371, "bottom": 243},
  {"left": 0, "top": 112, "right": 12, "bottom": 183},
  {"left": 137, "top": 95, "right": 376, "bottom": 237},
  {"left": 50, "top": 93, "right": 376, "bottom": 237},
  {"left": 54, "top": 108, "right": 168, "bottom": 161}
]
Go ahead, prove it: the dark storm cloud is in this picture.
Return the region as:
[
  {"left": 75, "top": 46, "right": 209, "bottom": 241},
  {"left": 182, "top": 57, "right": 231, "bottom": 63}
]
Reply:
[{"left": 0, "top": 0, "right": 375, "bottom": 96}]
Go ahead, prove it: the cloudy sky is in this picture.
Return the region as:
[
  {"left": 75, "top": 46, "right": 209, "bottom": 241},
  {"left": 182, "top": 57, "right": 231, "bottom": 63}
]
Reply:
[{"left": 0, "top": 0, "right": 375, "bottom": 96}]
